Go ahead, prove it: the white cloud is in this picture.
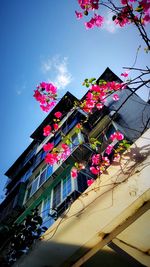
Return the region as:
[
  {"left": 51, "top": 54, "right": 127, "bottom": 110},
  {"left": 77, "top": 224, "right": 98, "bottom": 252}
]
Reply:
[
  {"left": 102, "top": 12, "right": 119, "bottom": 33},
  {"left": 41, "top": 56, "right": 72, "bottom": 89}
]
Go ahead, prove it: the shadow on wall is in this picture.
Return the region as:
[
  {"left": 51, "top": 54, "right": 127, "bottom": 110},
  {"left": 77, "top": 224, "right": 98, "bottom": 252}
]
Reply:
[{"left": 11, "top": 240, "right": 143, "bottom": 267}]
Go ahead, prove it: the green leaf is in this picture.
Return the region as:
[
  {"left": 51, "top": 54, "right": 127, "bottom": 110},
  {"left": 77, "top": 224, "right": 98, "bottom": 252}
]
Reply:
[
  {"left": 89, "top": 78, "right": 96, "bottom": 83},
  {"left": 135, "top": 5, "right": 143, "bottom": 12},
  {"left": 74, "top": 162, "right": 79, "bottom": 168}
]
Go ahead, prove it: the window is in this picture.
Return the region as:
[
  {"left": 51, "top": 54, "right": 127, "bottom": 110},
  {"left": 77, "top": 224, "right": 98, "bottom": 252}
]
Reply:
[
  {"left": 72, "top": 133, "right": 80, "bottom": 148},
  {"left": 96, "top": 123, "right": 117, "bottom": 152},
  {"left": 40, "top": 197, "right": 55, "bottom": 229},
  {"left": 46, "top": 165, "right": 53, "bottom": 180},
  {"left": 52, "top": 175, "right": 73, "bottom": 208},
  {"left": 63, "top": 175, "right": 72, "bottom": 200},
  {"left": 54, "top": 133, "right": 61, "bottom": 146},
  {"left": 25, "top": 164, "right": 54, "bottom": 202},
  {"left": 30, "top": 176, "right": 39, "bottom": 196},
  {"left": 25, "top": 185, "right": 31, "bottom": 201},
  {"left": 39, "top": 167, "right": 47, "bottom": 187},
  {"left": 105, "top": 124, "right": 116, "bottom": 139},
  {"left": 42, "top": 197, "right": 50, "bottom": 220},
  {"left": 62, "top": 117, "right": 78, "bottom": 135},
  {"left": 53, "top": 182, "right": 61, "bottom": 208},
  {"left": 33, "top": 151, "right": 43, "bottom": 169}
]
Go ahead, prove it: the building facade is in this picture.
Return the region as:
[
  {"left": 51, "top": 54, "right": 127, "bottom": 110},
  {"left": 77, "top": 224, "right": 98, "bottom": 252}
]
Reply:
[{"left": 0, "top": 68, "right": 150, "bottom": 267}]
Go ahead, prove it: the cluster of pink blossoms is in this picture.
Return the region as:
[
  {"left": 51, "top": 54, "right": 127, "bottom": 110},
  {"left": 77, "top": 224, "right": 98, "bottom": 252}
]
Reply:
[
  {"left": 70, "top": 131, "right": 124, "bottom": 186},
  {"left": 114, "top": 0, "right": 150, "bottom": 27},
  {"left": 75, "top": 0, "right": 103, "bottom": 29},
  {"left": 75, "top": 0, "right": 150, "bottom": 29},
  {"left": 85, "top": 14, "right": 104, "bottom": 29},
  {"left": 43, "top": 111, "right": 62, "bottom": 137},
  {"left": 33, "top": 82, "right": 57, "bottom": 112},
  {"left": 81, "top": 82, "right": 124, "bottom": 113},
  {"left": 89, "top": 131, "right": 124, "bottom": 176},
  {"left": 45, "top": 143, "right": 71, "bottom": 165},
  {"left": 42, "top": 111, "right": 72, "bottom": 166}
]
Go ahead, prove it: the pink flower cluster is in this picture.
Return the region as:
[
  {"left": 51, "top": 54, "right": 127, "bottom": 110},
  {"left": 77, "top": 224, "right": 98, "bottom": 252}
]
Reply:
[
  {"left": 75, "top": 1, "right": 103, "bottom": 29},
  {"left": 75, "top": 0, "right": 150, "bottom": 30},
  {"left": 116, "top": 0, "right": 150, "bottom": 26},
  {"left": 105, "top": 144, "right": 113, "bottom": 155},
  {"left": 43, "top": 112, "right": 62, "bottom": 137},
  {"left": 82, "top": 82, "right": 124, "bottom": 113},
  {"left": 78, "top": 0, "right": 99, "bottom": 10},
  {"left": 89, "top": 131, "right": 124, "bottom": 175},
  {"left": 71, "top": 163, "right": 85, "bottom": 179},
  {"left": 89, "top": 153, "right": 110, "bottom": 175},
  {"left": 85, "top": 14, "right": 104, "bottom": 29},
  {"left": 43, "top": 123, "right": 59, "bottom": 136},
  {"left": 110, "top": 131, "right": 124, "bottom": 141},
  {"left": 45, "top": 143, "right": 71, "bottom": 165},
  {"left": 33, "top": 82, "right": 57, "bottom": 112}
]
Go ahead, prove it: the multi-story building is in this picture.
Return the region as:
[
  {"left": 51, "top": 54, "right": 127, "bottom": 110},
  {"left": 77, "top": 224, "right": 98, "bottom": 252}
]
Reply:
[{"left": 0, "top": 68, "right": 150, "bottom": 267}]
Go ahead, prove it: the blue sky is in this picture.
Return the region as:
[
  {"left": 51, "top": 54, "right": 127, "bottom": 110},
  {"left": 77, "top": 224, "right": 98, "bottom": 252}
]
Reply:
[{"left": 0, "top": 0, "right": 149, "bottom": 201}]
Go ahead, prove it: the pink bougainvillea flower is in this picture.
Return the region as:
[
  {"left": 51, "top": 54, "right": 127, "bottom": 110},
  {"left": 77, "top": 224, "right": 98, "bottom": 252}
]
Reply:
[
  {"left": 45, "top": 83, "right": 57, "bottom": 94},
  {"left": 43, "top": 142, "right": 54, "bottom": 152},
  {"left": 114, "top": 11, "right": 129, "bottom": 27},
  {"left": 121, "top": 71, "right": 129, "bottom": 77},
  {"left": 102, "top": 156, "right": 110, "bottom": 166},
  {"left": 139, "top": 0, "right": 150, "bottom": 12},
  {"left": 86, "top": 92, "right": 94, "bottom": 99},
  {"left": 53, "top": 123, "right": 59, "bottom": 131},
  {"left": 87, "top": 179, "right": 95, "bottom": 187},
  {"left": 107, "top": 81, "right": 123, "bottom": 91},
  {"left": 90, "top": 84, "right": 101, "bottom": 92},
  {"left": 85, "top": 14, "right": 104, "bottom": 29},
  {"left": 121, "top": 0, "right": 127, "bottom": 4},
  {"left": 121, "top": 0, "right": 135, "bottom": 4},
  {"left": 113, "top": 94, "right": 120, "bottom": 101},
  {"left": 105, "top": 144, "right": 114, "bottom": 155},
  {"left": 90, "top": 166, "right": 101, "bottom": 175},
  {"left": 45, "top": 152, "right": 58, "bottom": 165},
  {"left": 43, "top": 125, "right": 52, "bottom": 136},
  {"left": 85, "top": 17, "right": 95, "bottom": 29},
  {"left": 40, "top": 82, "right": 47, "bottom": 89},
  {"left": 92, "top": 154, "right": 101, "bottom": 165},
  {"left": 71, "top": 167, "right": 78, "bottom": 178},
  {"left": 75, "top": 10, "right": 83, "bottom": 19},
  {"left": 34, "top": 82, "right": 57, "bottom": 112},
  {"left": 40, "top": 104, "right": 51, "bottom": 112},
  {"left": 94, "top": 14, "right": 104, "bottom": 27},
  {"left": 61, "top": 143, "right": 69, "bottom": 151},
  {"left": 110, "top": 131, "right": 124, "bottom": 141},
  {"left": 54, "top": 111, "right": 62, "bottom": 119},
  {"left": 33, "top": 90, "right": 45, "bottom": 103},
  {"left": 78, "top": 0, "right": 99, "bottom": 10},
  {"left": 61, "top": 149, "right": 71, "bottom": 160},
  {"left": 116, "top": 132, "right": 124, "bottom": 140},
  {"left": 96, "top": 103, "right": 103, "bottom": 110}
]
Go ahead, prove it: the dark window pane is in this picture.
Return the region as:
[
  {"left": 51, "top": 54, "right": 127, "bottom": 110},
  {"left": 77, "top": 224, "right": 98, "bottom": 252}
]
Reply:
[
  {"left": 39, "top": 169, "right": 46, "bottom": 186},
  {"left": 105, "top": 125, "right": 116, "bottom": 139},
  {"left": 53, "top": 182, "right": 61, "bottom": 208},
  {"left": 42, "top": 197, "right": 50, "bottom": 220},
  {"left": 63, "top": 175, "right": 72, "bottom": 199},
  {"left": 30, "top": 178, "right": 39, "bottom": 196}
]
